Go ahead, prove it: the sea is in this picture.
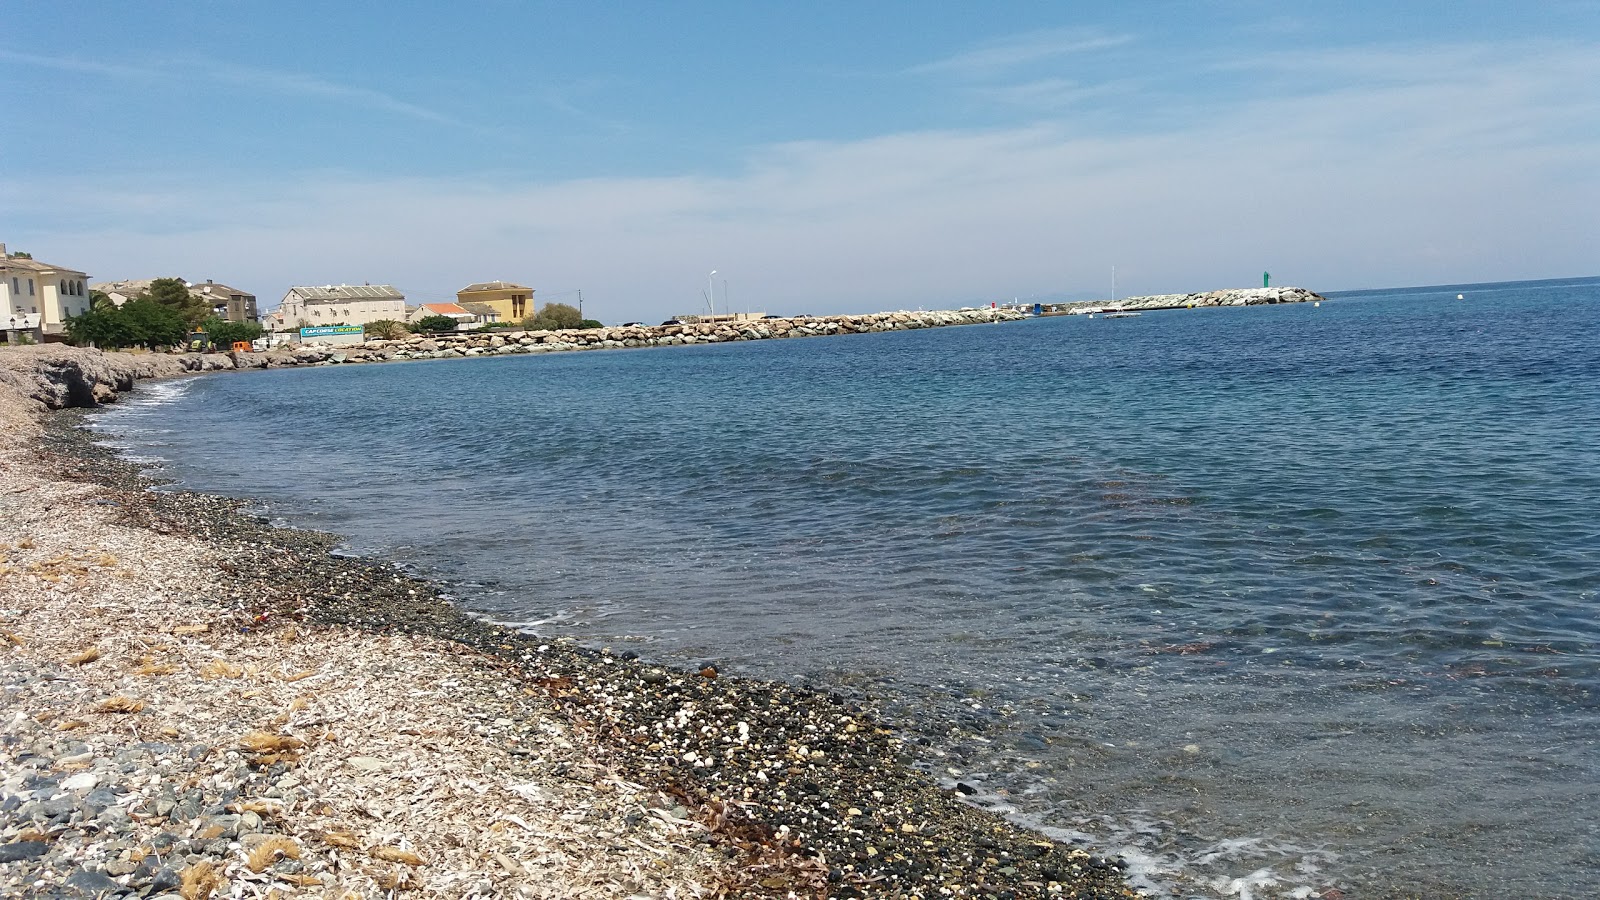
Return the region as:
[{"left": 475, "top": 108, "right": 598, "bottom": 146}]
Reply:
[{"left": 89, "top": 277, "right": 1600, "bottom": 899}]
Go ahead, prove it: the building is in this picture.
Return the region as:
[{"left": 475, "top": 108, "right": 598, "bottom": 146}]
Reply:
[
  {"left": 458, "top": 302, "right": 501, "bottom": 326},
  {"left": 407, "top": 302, "right": 480, "bottom": 330},
  {"left": 90, "top": 278, "right": 157, "bottom": 308},
  {"left": 456, "top": 280, "right": 534, "bottom": 322},
  {"left": 277, "top": 284, "right": 406, "bottom": 330},
  {"left": 190, "top": 279, "right": 258, "bottom": 322},
  {"left": 2, "top": 243, "right": 92, "bottom": 338}
]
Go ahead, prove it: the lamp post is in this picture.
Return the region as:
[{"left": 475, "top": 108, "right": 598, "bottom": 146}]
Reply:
[{"left": 708, "top": 270, "right": 717, "bottom": 320}]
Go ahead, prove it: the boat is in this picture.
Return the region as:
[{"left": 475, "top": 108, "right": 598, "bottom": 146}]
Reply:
[{"left": 1101, "top": 311, "right": 1142, "bottom": 319}]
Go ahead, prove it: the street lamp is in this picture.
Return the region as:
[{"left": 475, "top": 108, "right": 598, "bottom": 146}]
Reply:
[{"left": 708, "top": 270, "right": 717, "bottom": 320}]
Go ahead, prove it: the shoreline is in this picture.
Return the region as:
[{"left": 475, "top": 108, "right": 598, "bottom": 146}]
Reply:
[{"left": 1, "top": 347, "right": 1141, "bottom": 897}]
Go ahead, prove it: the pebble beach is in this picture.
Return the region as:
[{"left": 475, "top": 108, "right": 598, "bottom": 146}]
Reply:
[{"left": 0, "top": 345, "right": 1141, "bottom": 899}]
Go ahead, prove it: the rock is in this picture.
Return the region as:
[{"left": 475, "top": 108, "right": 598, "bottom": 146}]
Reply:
[
  {"left": 149, "top": 866, "right": 182, "bottom": 894},
  {"left": 0, "top": 840, "right": 49, "bottom": 862},
  {"left": 63, "top": 867, "right": 122, "bottom": 895},
  {"left": 62, "top": 772, "right": 99, "bottom": 791},
  {"left": 83, "top": 787, "right": 118, "bottom": 811}
]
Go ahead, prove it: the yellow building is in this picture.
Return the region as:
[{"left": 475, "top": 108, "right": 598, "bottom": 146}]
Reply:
[{"left": 457, "top": 280, "right": 534, "bottom": 322}]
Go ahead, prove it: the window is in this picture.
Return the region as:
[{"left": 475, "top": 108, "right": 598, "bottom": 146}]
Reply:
[
  {"left": 28, "top": 279, "right": 35, "bottom": 295},
  {"left": 60, "top": 280, "right": 67, "bottom": 292}
]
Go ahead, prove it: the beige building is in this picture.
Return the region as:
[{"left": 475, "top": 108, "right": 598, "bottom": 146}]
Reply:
[
  {"left": 407, "top": 302, "right": 478, "bottom": 329},
  {"left": 2, "top": 243, "right": 92, "bottom": 337},
  {"left": 457, "top": 280, "right": 534, "bottom": 322},
  {"left": 277, "top": 284, "right": 406, "bottom": 330}
]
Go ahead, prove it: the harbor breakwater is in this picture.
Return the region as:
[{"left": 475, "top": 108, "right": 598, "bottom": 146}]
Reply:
[
  {"left": 283, "top": 307, "right": 1026, "bottom": 366},
  {"left": 1056, "top": 285, "right": 1325, "bottom": 314}
]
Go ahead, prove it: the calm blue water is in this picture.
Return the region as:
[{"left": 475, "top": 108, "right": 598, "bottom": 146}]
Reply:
[{"left": 94, "top": 278, "right": 1600, "bottom": 898}]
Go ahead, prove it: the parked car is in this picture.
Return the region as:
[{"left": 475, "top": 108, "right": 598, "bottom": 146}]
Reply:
[{"left": 660, "top": 319, "right": 683, "bottom": 326}]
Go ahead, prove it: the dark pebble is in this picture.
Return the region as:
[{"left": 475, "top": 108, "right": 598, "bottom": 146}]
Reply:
[
  {"left": 149, "top": 866, "right": 181, "bottom": 894},
  {"left": 63, "top": 867, "right": 122, "bottom": 895},
  {"left": 0, "top": 840, "right": 50, "bottom": 862}
]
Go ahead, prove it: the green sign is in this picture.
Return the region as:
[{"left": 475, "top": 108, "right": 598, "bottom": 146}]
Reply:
[{"left": 300, "top": 325, "right": 364, "bottom": 337}]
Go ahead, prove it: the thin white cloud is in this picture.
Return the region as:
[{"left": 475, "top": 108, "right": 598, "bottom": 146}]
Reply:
[
  {"left": 196, "top": 61, "right": 459, "bottom": 125},
  {"left": 910, "top": 28, "right": 1133, "bottom": 77},
  {"left": 965, "top": 77, "right": 1129, "bottom": 110},
  {"left": 0, "top": 48, "right": 454, "bottom": 125},
  {"left": 0, "top": 49, "right": 157, "bottom": 80}
]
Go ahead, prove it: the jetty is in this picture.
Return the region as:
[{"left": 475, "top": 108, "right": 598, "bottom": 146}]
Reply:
[{"left": 1050, "top": 286, "right": 1325, "bottom": 316}]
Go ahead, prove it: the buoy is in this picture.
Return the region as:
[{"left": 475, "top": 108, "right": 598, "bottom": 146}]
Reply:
[
  {"left": 1314, "top": 301, "right": 1320, "bottom": 307},
  {"left": 1457, "top": 294, "right": 1464, "bottom": 300}
]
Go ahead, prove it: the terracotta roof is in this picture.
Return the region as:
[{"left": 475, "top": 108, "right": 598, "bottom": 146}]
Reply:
[
  {"left": 421, "top": 303, "right": 472, "bottom": 316},
  {"left": 460, "top": 280, "right": 532, "bottom": 292}
]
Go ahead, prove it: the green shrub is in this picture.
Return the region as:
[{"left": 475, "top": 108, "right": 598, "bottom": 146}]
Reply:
[
  {"left": 203, "top": 317, "right": 264, "bottom": 347},
  {"left": 526, "top": 302, "right": 582, "bottom": 331},
  {"left": 365, "top": 319, "right": 408, "bottom": 340},
  {"left": 411, "top": 314, "right": 459, "bottom": 333}
]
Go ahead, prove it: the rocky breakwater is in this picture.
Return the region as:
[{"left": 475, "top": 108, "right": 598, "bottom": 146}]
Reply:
[
  {"left": 351, "top": 307, "right": 1024, "bottom": 362},
  {"left": 1066, "top": 286, "right": 1326, "bottom": 314}
]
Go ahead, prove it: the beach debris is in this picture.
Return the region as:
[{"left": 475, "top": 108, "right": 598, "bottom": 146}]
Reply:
[
  {"left": 67, "top": 646, "right": 102, "bottom": 665},
  {"left": 317, "top": 830, "right": 361, "bottom": 849},
  {"left": 132, "top": 655, "right": 178, "bottom": 675},
  {"left": 245, "top": 836, "right": 302, "bottom": 872},
  {"left": 371, "top": 845, "right": 425, "bottom": 866},
  {"left": 178, "top": 860, "right": 221, "bottom": 900},
  {"left": 200, "top": 658, "right": 243, "bottom": 678},
  {"left": 96, "top": 695, "right": 145, "bottom": 713}
]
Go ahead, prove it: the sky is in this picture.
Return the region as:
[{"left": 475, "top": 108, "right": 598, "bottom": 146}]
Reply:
[{"left": 3, "top": 1, "right": 1598, "bottom": 323}]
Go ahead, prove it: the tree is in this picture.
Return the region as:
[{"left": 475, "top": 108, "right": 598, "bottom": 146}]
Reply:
[
  {"left": 528, "top": 302, "right": 581, "bottom": 331},
  {"left": 202, "top": 316, "right": 263, "bottom": 347},
  {"left": 62, "top": 298, "right": 186, "bottom": 349},
  {"left": 89, "top": 290, "right": 115, "bottom": 312},
  {"left": 142, "top": 277, "right": 209, "bottom": 328},
  {"left": 364, "top": 319, "right": 408, "bottom": 340},
  {"left": 64, "top": 307, "right": 131, "bottom": 348},
  {"left": 411, "top": 314, "right": 459, "bottom": 333},
  {"left": 120, "top": 298, "right": 189, "bottom": 349}
]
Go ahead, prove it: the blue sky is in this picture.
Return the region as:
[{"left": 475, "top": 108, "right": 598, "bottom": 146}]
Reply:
[{"left": 4, "top": 1, "right": 1597, "bottom": 321}]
